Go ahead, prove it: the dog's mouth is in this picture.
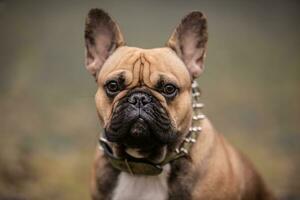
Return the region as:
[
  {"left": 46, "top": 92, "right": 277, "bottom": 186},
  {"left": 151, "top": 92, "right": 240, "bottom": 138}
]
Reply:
[
  {"left": 108, "top": 117, "right": 170, "bottom": 163},
  {"left": 105, "top": 114, "right": 174, "bottom": 162},
  {"left": 104, "top": 90, "right": 177, "bottom": 162},
  {"left": 124, "top": 117, "right": 152, "bottom": 148}
]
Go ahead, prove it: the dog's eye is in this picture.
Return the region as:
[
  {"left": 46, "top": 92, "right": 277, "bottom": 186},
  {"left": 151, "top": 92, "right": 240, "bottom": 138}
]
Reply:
[
  {"left": 106, "top": 80, "right": 119, "bottom": 95},
  {"left": 163, "top": 84, "right": 178, "bottom": 97}
]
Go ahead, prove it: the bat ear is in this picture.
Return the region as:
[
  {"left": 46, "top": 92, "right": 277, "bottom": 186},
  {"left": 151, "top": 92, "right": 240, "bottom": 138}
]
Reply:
[
  {"left": 84, "top": 9, "right": 125, "bottom": 78},
  {"left": 167, "top": 11, "right": 208, "bottom": 79}
]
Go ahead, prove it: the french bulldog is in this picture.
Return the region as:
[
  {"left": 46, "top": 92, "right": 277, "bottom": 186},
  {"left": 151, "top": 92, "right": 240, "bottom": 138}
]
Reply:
[{"left": 84, "top": 8, "right": 276, "bottom": 200}]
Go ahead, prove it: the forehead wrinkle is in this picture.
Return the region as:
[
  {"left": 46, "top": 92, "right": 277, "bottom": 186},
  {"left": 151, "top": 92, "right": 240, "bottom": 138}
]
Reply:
[
  {"left": 127, "top": 51, "right": 143, "bottom": 88},
  {"left": 141, "top": 52, "right": 151, "bottom": 87}
]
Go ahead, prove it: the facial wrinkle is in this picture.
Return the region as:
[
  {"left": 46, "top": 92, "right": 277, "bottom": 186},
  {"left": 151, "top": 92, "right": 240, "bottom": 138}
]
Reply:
[
  {"left": 130, "top": 51, "right": 142, "bottom": 88},
  {"left": 139, "top": 53, "right": 145, "bottom": 86},
  {"left": 141, "top": 52, "right": 152, "bottom": 88}
]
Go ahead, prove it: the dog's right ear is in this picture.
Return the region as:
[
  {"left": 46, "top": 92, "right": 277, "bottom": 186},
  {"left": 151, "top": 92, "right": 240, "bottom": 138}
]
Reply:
[
  {"left": 167, "top": 11, "right": 208, "bottom": 79},
  {"left": 84, "top": 9, "right": 125, "bottom": 78}
]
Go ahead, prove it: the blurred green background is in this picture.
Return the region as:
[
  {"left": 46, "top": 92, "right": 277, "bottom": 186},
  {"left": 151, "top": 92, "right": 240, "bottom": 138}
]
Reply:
[{"left": 0, "top": 0, "right": 299, "bottom": 199}]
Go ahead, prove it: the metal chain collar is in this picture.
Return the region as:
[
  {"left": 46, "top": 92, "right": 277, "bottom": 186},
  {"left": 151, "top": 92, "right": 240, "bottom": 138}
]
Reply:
[{"left": 176, "top": 81, "right": 204, "bottom": 154}]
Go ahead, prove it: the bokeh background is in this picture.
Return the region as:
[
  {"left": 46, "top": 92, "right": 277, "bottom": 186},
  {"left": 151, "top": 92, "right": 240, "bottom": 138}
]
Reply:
[{"left": 0, "top": 0, "right": 299, "bottom": 199}]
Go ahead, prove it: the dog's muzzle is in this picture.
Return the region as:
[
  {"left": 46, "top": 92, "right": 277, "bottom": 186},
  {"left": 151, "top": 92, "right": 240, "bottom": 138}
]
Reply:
[{"left": 105, "top": 89, "right": 177, "bottom": 150}]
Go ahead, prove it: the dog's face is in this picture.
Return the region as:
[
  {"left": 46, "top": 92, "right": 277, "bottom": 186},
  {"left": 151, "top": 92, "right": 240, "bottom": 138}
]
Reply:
[
  {"left": 95, "top": 47, "right": 192, "bottom": 161},
  {"left": 84, "top": 9, "right": 208, "bottom": 163}
]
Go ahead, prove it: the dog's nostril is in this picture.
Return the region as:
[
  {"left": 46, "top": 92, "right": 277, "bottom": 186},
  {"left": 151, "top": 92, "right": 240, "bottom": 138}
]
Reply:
[
  {"left": 128, "top": 95, "right": 138, "bottom": 105},
  {"left": 128, "top": 93, "right": 152, "bottom": 106},
  {"left": 141, "top": 96, "right": 150, "bottom": 105}
]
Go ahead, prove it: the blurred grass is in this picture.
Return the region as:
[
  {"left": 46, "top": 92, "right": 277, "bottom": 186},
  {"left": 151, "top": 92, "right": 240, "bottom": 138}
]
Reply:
[{"left": 0, "top": 0, "right": 300, "bottom": 199}]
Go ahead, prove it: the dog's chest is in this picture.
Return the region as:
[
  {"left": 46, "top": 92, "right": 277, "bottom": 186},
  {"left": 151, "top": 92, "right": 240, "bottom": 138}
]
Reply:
[{"left": 112, "top": 164, "right": 170, "bottom": 200}]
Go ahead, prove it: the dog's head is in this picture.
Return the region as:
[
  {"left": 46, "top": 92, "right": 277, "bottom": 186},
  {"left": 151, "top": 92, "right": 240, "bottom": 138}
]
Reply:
[{"left": 84, "top": 9, "right": 208, "bottom": 163}]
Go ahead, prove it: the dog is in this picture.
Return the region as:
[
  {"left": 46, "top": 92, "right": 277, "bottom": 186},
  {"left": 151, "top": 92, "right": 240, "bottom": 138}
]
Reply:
[{"left": 84, "top": 8, "right": 276, "bottom": 200}]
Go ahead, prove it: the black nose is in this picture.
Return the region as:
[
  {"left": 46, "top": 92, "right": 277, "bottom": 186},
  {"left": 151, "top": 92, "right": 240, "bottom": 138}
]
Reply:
[{"left": 128, "top": 92, "right": 152, "bottom": 107}]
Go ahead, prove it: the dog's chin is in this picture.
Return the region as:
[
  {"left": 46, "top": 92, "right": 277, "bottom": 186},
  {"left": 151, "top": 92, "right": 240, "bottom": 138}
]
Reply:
[
  {"left": 125, "top": 146, "right": 168, "bottom": 163},
  {"left": 112, "top": 144, "right": 168, "bottom": 164}
]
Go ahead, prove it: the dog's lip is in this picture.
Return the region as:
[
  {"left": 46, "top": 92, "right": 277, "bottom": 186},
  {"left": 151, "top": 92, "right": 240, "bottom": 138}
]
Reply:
[
  {"left": 123, "top": 145, "right": 168, "bottom": 164},
  {"left": 125, "top": 148, "right": 148, "bottom": 158},
  {"left": 136, "top": 117, "right": 145, "bottom": 123}
]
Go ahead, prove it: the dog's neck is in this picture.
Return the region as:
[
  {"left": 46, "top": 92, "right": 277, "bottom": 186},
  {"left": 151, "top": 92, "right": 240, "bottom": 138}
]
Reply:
[{"left": 99, "top": 80, "right": 205, "bottom": 176}]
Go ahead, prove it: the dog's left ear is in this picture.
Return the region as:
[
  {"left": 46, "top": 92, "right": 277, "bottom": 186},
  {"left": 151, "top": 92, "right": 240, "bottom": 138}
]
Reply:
[
  {"left": 84, "top": 8, "right": 125, "bottom": 78},
  {"left": 167, "top": 11, "right": 208, "bottom": 79}
]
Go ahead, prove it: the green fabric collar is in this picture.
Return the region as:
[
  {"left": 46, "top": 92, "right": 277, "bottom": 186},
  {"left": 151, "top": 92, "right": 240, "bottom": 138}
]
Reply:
[
  {"left": 99, "top": 81, "right": 204, "bottom": 176},
  {"left": 99, "top": 139, "right": 185, "bottom": 175}
]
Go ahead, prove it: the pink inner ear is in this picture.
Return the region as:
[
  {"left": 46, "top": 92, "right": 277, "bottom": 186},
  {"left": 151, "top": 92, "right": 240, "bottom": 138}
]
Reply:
[
  {"left": 94, "top": 33, "right": 112, "bottom": 60},
  {"left": 181, "top": 32, "right": 205, "bottom": 78},
  {"left": 85, "top": 33, "right": 113, "bottom": 75}
]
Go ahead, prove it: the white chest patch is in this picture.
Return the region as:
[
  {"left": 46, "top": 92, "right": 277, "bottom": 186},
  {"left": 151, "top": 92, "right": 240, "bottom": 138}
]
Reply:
[{"left": 112, "top": 164, "right": 170, "bottom": 200}]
